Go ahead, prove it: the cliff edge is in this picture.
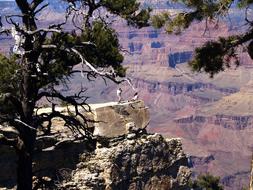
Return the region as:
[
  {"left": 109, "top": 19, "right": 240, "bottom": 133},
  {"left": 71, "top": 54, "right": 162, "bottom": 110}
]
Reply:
[
  {"left": 60, "top": 133, "right": 191, "bottom": 190},
  {"left": 0, "top": 100, "right": 191, "bottom": 190}
]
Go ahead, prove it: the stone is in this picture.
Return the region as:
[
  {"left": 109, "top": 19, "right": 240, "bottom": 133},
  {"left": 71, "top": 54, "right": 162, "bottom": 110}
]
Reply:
[
  {"left": 36, "top": 100, "right": 149, "bottom": 138},
  {"left": 60, "top": 133, "right": 191, "bottom": 190},
  {"left": 91, "top": 100, "right": 150, "bottom": 138},
  {"left": 126, "top": 122, "right": 138, "bottom": 133},
  {"left": 127, "top": 133, "right": 136, "bottom": 140},
  {"left": 0, "top": 100, "right": 191, "bottom": 190}
]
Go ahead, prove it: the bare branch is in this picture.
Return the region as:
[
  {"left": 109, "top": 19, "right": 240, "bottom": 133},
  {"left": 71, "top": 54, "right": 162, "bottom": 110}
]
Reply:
[
  {"left": 25, "top": 28, "right": 62, "bottom": 35},
  {"left": 70, "top": 47, "right": 113, "bottom": 76},
  {"left": 36, "top": 110, "right": 92, "bottom": 137},
  {"left": 34, "top": 3, "right": 49, "bottom": 15},
  {"left": 0, "top": 134, "right": 17, "bottom": 146},
  {"left": 70, "top": 47, "right": 136, "bottom": 90},
  {"left": 13, "top": 119, "right": 37, "bottom": 131},
  {"left": 41, "top": 44, "right": 57, "bottom": 49},
  {"left": 0, "top": 28, "right": 10, "bottom": 35}
]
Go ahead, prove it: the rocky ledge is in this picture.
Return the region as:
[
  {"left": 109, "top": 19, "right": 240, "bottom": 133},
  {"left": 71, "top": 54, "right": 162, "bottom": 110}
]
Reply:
[
  {"left": 60, "top": 133, "right": 191, "bottom": 190},
  {"left": 89, "top": 100, "right": 150, "bottom": 138},
  {"left": 0, "top": 100, "right": 191, "bottom": 190}
]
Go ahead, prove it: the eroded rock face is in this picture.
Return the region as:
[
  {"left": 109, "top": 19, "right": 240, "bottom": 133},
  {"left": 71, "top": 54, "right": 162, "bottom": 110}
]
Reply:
[
  {"left": 0, "top": 100, "right": 190, "bottom": 190},
  {"left": 60, "top": 134, "right": 191, "bottom": 190},
  {"left": 91, "top": 100, "right": 150, "bottom": 138}
]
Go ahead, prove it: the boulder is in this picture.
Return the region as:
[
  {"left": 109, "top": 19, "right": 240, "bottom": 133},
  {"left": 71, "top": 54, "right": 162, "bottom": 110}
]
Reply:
[
  {"left": 60, "top": 134, "right": 191, "bottom": 190},
  {"left": 91, "top": 100, "right": 150, "bottom": 138}
]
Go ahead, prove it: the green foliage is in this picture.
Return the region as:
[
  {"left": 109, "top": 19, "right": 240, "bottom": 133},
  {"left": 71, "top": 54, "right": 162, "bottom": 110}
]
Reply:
[
  {"left": 189, "top": 173, "right": 224, "bottom": 190},
  {"left": 191, "top": 35, "right": 240, "bottom": 77},
  {"left": 102, "top": 0, "right": 151, "bottom": 28},
  {"left": 238, "top": 0, "right": 253, "bottom": 7},
  {"left": 152, "top": 12, "right": 170, "bottom": 29},
  {"left": 0, "top": 1, "right": 152, "bottom": 189},
  {"left": 190, "top": 41, "right": 226, "bottom": 76},
  {"left": 29, "top": 0, "right": 151, "bottom": 89},
  {"left": 0, "top": 0, "right": 151, "bottom": 121},
  {"left": 127, "top": 8, "right": 152, "bottom": 28},
  {"left": 0, "top": 54, "right": 20, "bottom": 94},
  {"left": 152, "top": 0, "right": 234, "bottom": 33},
  {"left": 80, "top": 21, "right": 126, "bottom": 77},
  {"left": 0, "top": 54, "right": 20, "bottom": 115},
  {"left": 165, "top": 11, "right": 202, "bottom": 34},
  {"left": 40, "top": 21, "right": 129, "bottom": 80},
  {"left": 36, "top": 32, "right": 84, "bottom": 89},
  {"left": 189, "top": 35, "right": 239, "bottom": 77}
]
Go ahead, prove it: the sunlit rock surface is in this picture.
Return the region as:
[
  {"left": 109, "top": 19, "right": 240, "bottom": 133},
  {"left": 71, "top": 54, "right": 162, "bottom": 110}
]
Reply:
[
  {"left": 60, "top": 134, "right": 191, "bottom": 190},
  {"left": 91, "top": 100, "right": 150, "bottom": 138},
  {"left": 37, "top": 100, "right": 149, "bottom": 138},
  {"left": 0, "top": 100, "right": 191, "bottom": 190}
]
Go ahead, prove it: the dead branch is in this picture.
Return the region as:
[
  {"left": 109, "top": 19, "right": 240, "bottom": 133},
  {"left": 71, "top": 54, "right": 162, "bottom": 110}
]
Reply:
[
  {"left": 34, "top": 3, "right": 49, "bottom": 15},
  {"left": 69, "top": 47, "right": 136, "bottom": 90},
  {"left": 0, "top": 133, "right": 17, "bottom": 146},
  {"left": 25, "top": 28, "right": 62, "bottom": 35},
  {"left": 31, "top": 0, "right": 44, "bottom": 10},
  {"left": 13, "top": 119, "right": 37, "bottom": 131}
]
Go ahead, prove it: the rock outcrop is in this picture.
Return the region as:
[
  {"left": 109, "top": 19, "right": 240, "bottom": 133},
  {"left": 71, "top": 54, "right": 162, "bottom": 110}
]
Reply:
[
  {"left": 60, "top": 133, "right": 191, "bottom": 190},
  {"left": 91, "top": 101, "right": 150, "bottom": 138},
  {"left": 0, "top": 101, "right": 190, "bottom": 190},
  {"left": 38, "top": 100, "right": 150, "bottom": 138}
]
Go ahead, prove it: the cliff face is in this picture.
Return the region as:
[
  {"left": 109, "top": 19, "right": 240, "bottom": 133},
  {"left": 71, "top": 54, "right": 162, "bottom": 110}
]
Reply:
[
  {"left": 66, "top": 63, "right": 253, "bottom": 189},
  {"left": 0, "top": 101, "right": 191, "bottom": 190},
  {"left": 60, "top": 134, "right": 191, "bottom": 190},
  {"left": 104, "top": 19, "right": 253, "bottom": 189}
]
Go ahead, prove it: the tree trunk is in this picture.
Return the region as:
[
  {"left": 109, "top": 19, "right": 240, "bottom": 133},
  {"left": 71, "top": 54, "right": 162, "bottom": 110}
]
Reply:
[
  {"left": 16, "top": 126, "right": 36, "bottom": 190},
  {"left": 17, "top": 149, "right": 33, "bottom": 190}
]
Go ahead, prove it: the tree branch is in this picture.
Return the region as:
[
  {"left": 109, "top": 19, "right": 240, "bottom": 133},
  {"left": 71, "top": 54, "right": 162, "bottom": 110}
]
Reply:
[
  {"left": 70, "top": 47, "right": 136, "bottom": 90},
  {"left": 34, "top": 3, "right": 49, "bottom": 15},
  {"left": 13, "top": 119, "right": 37, "bottom": 131},
  {"left": 0, "top": 134, "right": 17, "bottom": 146},
  {"left": 31, "top": 0, "right": 44, "bottom": 11}
]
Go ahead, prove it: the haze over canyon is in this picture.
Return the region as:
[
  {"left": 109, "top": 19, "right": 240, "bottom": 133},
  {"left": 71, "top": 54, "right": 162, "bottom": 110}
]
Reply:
[{"left": 0, "top": 0, "right": 253, "bottom": 189}]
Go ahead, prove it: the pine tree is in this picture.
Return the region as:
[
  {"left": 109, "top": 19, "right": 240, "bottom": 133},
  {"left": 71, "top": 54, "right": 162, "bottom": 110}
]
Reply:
[{"left": 152, "top": 0, "right": 253, "bottom": 77}]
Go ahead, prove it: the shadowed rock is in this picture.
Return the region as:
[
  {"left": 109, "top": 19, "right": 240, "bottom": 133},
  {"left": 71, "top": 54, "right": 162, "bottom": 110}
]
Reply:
[{"left": 60, "top": 134, "right": 191, "bottom": 190}]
